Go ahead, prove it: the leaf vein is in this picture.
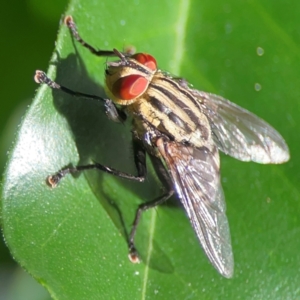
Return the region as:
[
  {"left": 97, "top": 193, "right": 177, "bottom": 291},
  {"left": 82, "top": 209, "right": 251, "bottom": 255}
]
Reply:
[{"left": 170, "top": 0, "right": 191, "bottom": 75}]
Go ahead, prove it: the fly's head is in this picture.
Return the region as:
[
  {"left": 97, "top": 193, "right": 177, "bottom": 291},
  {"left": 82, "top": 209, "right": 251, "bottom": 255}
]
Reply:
[{"left": 105, "top": 49, "right": 157, "bottom": 106}]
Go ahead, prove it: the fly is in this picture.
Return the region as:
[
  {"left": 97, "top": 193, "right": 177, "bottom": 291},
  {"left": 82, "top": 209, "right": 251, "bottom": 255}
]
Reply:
[{"left": 34, "top": 16, "right": 290, "bottom": 278}]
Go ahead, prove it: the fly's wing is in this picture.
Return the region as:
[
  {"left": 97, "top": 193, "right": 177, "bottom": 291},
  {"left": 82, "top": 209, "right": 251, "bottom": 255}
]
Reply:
[
  {"left": 189, "top": 90, "right": 290, "bottom": 164},
  {"left": 157, "top": 139, "right": 233, "bottom": 278}
]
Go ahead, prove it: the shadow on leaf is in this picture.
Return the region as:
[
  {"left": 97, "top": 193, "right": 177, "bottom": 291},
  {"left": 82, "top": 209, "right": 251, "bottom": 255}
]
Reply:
[{"left": 48, "top": 49, "right": 174, "bottom": 273}]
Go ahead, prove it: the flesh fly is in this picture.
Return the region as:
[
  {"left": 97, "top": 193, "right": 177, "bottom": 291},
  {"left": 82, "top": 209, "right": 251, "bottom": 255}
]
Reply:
[{"left": 34, "top": 16, "right": 290, "bottom": 278}]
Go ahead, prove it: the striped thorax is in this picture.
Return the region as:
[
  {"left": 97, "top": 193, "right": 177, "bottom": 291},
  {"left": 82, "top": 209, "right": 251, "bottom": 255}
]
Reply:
[{"left": 105, "top": 51, "right": 213, "bottom": 151}]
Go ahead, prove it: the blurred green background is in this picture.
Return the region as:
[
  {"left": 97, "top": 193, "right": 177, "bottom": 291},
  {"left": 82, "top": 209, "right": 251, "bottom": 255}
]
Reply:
[{"left": 0, "top": 1, "right": 67, "bottom": 299}]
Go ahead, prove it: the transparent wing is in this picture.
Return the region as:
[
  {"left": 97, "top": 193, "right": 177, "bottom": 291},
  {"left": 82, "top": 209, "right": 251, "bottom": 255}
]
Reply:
[
  {"left": 157, "top": 139, "right": 234, "bottom": 278},
  {"left": 188, "top": 89, "right": 290, "bottom": 164}
]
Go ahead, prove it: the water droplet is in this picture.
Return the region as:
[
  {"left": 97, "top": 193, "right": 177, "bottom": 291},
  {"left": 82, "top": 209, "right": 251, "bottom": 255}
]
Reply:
[
  {"left": 254, "top": 83, "right": 262, "bottom": 91},
  {"left": 225, "top": 23, "right": 232, "bottom": 34},
  {"left": 120, "top": 19, "right": 126, "bottom": 26},
  {"left": 125, "top": 45, "right": 136, "bottom": 55},
  {"left": 256, "top": 47, "right": 264, "bottom": 56}
]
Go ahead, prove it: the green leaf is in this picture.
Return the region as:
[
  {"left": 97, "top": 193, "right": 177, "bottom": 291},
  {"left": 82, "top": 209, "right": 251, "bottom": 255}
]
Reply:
[{"left": 2, "top": 0, "right": 299, "bottom": 299}]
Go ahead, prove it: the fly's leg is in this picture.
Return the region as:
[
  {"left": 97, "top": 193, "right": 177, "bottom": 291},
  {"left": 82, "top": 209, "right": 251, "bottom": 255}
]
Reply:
[
  {"left": 34, "top": 70, "right": 104, "bottom": 100},
  {"left": 34, "top": 75, "right": 139, "bottom": 188},
  {"left": 46, "top": 139, "right": 147, "bottom": 188},
  {"left": 64, "top": 16, "right": 117, "bottom": 57},
  {"left": 128, "top": 153, "right": 174, "bottom": 263},
  {"left": 47, "top": 162, "right": 145, "bottom": 188},
  {"left": 65, "top": 16, "right": 130, "bottom": 60},
  {"left": 34, "top": 70, "right": 126, "bottom": 123}
]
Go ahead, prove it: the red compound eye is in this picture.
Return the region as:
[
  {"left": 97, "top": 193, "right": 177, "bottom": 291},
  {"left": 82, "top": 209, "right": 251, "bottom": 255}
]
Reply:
[
  {"left": 112, "top": 74, "right": 149, "bottom": 100},
  {"left": 131, "top": 53, "right": 157, "bottom": 71}
]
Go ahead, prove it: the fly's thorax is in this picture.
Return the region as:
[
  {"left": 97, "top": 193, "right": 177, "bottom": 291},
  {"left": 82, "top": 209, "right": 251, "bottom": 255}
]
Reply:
[
  {"left": 128, "top": 71, "right": 214, "bottom": 150},
  {"left": 105, "top": 53, "right": 157, "bottom": 106}
]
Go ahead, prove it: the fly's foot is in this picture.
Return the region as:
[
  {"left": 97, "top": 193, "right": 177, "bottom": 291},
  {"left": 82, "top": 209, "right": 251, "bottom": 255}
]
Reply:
[
  {"left": 34, "top": 70, "right": 60, "bottom": 89},
  {"left": 47, "top": 172, "right": 64, "bottom": 188},
  {"left": 128, "top": 244, "right": 140, "bottom": 264}
]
